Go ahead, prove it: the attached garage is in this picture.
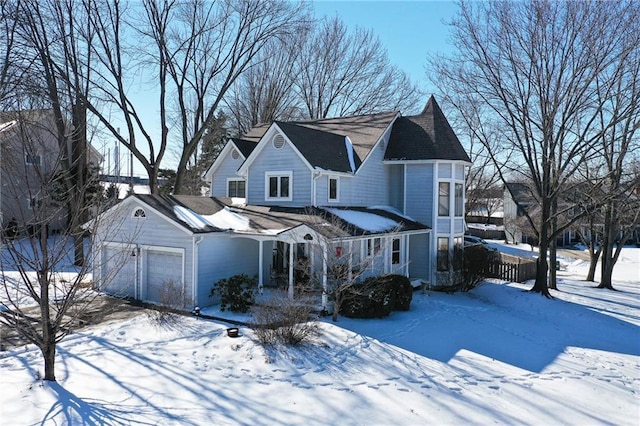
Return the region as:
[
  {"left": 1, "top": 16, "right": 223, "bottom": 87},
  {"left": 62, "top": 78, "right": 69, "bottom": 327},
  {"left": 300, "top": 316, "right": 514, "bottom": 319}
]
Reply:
[
  {"left": 143, "top": 248, "right": 185, "bottom": 303},
  {"left": 101, "top": 245, "right": 137, "bottom": 298}
]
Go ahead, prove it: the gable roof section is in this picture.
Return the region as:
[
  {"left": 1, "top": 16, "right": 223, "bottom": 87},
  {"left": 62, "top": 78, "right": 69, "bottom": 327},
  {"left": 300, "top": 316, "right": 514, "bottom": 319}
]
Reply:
[
  {"left": 287, "top": 111, "right": 399, "bottom": 163},
  {"left": 203, "top": 138, "right": 257, "bottom": 181},
  {"left": 275, "top": 121, "right": 361, "bottom": 173},
  {"left": 231, "top": 138, "right": 258, "bottom": 158},
  {"left": 134, "top": 194, "right": 222, "bottom": 233},
  {"left": 505, "top": 182, "right": 537, "bottom": 207},
  {"left": 238, "top": 111, "right": 399, "bottom": 175},
  {"left": 385, "top": 96, "right": 471, "bottom": 163}
]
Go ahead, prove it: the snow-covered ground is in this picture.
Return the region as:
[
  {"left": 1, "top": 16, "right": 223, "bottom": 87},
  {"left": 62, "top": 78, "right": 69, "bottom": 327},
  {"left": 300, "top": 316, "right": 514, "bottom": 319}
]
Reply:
[{"left": 1, "top": 247, "right": 638, "bottom": 425}]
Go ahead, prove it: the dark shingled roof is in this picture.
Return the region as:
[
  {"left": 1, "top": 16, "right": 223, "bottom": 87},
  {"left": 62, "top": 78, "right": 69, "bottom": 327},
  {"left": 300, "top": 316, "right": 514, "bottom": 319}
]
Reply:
[
  {"left": 230, "top": 138, "right": 258, "bottom": 158},
  {"left": 275, "top": 122, "right": 361, "bottom": 173},
  {"left": 287, "top": 111, "right": 398, "bottom": 162},
  {"left": 385, "top": 96, "right": 471, "bottom": 162},
  {"left": 504, "top": 182, "right": 538, "bottom": 207},
  {"left": 130, "top": 194, "right": 428, "bottom": 237}
]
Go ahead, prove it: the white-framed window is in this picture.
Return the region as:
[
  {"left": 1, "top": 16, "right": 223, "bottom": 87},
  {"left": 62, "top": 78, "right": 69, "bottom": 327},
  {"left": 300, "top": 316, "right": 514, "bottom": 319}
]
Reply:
[
  {"left": 367, "top": 237, "right": 381, "bottom": 257},
  {"left": 437, "top": 237, "right": 449, "bottom": 271},
  {"left": 25, "top": 153, "right": 41, "bottom": 166},
  {"left": 132, "top": 207, "right": 146, "bottom": 219},
  {"left": 392, "top": 238, "right": 401, "bottom": 264},
  {"left": 28, "top": 197, "right": 42, "bottom": 210},
  {"left": 328, "top": 176, "right": 339, "bottom": 202},
  {"left": 265, "top": 171, "right": 292, "bottom": 201},
  {"left": 438, "top": 182, "right": 450, "bottom": 216},
  {"left": 227, "top": 179, "right": 246, "bottom": 198},
  {"left": 455, "top": 183, "right": 464, "bottom": 217}
]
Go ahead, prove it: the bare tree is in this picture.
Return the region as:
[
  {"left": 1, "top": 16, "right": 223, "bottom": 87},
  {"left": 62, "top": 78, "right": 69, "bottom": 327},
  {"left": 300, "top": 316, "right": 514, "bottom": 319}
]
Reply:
[
  {"left": 296, "top": 16, "right": 421, "bottom": 119},
  {"left": 431, "top": 1, "right": 639, "bottom": 296},
  {"left": 0, "top": 111, "right": 122, "bottom": 382},
  {"left": 226, "top": 35, "right": 307, "bottom": 134}
]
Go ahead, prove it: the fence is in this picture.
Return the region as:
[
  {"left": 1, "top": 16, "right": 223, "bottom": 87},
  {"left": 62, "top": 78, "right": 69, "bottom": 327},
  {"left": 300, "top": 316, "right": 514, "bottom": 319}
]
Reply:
[{"left": 488, "top": 253, "right": 537, "bottom": 283}]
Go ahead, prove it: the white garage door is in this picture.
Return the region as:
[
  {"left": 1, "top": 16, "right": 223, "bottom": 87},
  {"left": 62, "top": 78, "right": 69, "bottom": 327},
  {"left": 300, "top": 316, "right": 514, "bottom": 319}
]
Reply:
[
  {"left": 102, "top": 246, "right": 136, "bottom": 298},
  {"left": 145, "top": 250, "right": 183, "bottom": 304}
]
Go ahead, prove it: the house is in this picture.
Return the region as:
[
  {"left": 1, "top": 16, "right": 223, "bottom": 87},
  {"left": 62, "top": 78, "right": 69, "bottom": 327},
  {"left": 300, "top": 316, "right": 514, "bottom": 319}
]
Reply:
[
  {"left": 90, "top": 96, "right": 471, "bottom": 309},
  {"left": 503, "top": 182, "right": 578, "bottom": 246},
  {"left": 0, "top": 109, "right": 102, "bottom": 236}
]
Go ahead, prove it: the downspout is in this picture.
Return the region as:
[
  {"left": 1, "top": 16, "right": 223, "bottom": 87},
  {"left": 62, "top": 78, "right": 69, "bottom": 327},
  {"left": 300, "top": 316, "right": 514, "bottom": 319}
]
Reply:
[
  {"left": 312, "top": 171, "right": 321, "bottom": 207},
  {"left": 192, "top": 235, "right": 203, "bottom": 308}
]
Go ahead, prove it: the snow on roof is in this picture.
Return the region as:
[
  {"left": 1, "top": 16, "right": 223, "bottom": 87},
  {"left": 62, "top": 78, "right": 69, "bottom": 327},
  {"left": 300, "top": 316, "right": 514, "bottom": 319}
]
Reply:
[
  {"left": 101, "top": 182, "right": 151, "bottom": 199},
  {"left": 367, "top": 205, "right": 415, "bottom": 221},
  {"left": 173, "top": 206, "right": 213, "bottom": 230},
  {"left": 202, "top": 207, "right": 251, "bottom": 231},
  {"left": 345, "top": 136, "right": 356, "bottom": 173},
  {"left": 0, "top": 120, "right": 16, "bottom": 132},
  {"left": 325, "top": 208, "right": 399, "bottom": 232}
]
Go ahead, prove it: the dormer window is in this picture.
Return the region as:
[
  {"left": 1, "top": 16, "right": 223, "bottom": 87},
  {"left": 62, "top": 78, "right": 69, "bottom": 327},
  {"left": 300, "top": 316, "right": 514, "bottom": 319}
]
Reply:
[
  {"left": 272, "top": 134, "right": 285, "bottom": 149},
  {"left": 132, "top": 207, "right": 146, "bottom": 218}
]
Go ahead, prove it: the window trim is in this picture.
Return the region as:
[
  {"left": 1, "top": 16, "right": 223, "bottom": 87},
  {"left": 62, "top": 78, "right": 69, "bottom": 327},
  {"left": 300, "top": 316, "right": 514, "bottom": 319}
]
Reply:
[
  {"left": 454, "top": 183, "right": 464, "bottom": 217},
  {"left": 366, "top": 237, "right": 381, "bottom": 258},
  {"left": 437, "top": 236, "right": 450, "bottom": 271},
  {"left": 328, "top": 176, "right": 339, "bottom": 202},
  {"left": 438, "top": 182, "right": 450, "bottom": 216},
  {"left": 132, "top": 207, "right": 146, "bottom": 219},
  {"left": 265, "top": 171, "right": 293, "bottom": 201},
  {"left": 226, "top": 178, "right": 246, "bottom": 198},
  {"left": 27, "top": 196, "right": 42, "bottom": 210},
  {"left": 25, "top": 153, "right": 41, "bottom": 166},
  {"left": 392, "top": 238, "right": 401, "bottom": 265}
]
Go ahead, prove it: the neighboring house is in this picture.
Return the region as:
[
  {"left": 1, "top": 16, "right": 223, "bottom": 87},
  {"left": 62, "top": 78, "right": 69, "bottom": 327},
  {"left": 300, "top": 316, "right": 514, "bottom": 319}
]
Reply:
[
  {"left": 503, "top": 182, "right": 577, "bottom": 246},
  {"left": 0, "top": 109, "right": 102, "bottom": 235},
  {"left": 91, "top": 96, "right": 471, "bottom": 309}
]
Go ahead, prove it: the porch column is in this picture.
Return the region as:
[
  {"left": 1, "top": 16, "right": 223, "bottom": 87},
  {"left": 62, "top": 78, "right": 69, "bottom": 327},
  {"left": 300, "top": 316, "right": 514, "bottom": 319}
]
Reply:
[
  {"left": 405, "top": 236, "right": 410, "bottom": 277},
  {"left": 384, "top": 237, "right": 390, "bottom": 274},
  {"left": 258, "top": 240, "right": 264, "bottom": 294},
  {"left": 322, "top": 243, "right": 328, "bottom": 310},
  {"left": 288, "top": 243, "right": 294, "bottom": 300},
  {"left": 347, "top": 240, "right": 353, "bottom": 281}
]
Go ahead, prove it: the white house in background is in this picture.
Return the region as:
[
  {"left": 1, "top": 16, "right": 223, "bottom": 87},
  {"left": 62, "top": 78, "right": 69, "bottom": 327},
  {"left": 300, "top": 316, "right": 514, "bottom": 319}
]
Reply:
[{"left": 91, "top": 96, "right": 471, "bottom": 309}]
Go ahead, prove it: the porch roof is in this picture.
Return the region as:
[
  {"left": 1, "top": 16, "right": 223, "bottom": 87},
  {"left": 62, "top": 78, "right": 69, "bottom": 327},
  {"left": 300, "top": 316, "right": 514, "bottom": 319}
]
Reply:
[{"left": 131, "top": 194, "right": 429, "bottom": 239}]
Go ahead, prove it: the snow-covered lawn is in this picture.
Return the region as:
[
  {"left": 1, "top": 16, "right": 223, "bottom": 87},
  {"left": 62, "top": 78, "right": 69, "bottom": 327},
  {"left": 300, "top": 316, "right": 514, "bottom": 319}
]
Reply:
[{"left": 1, "top": 249, "right": 638, "bottom": 425}]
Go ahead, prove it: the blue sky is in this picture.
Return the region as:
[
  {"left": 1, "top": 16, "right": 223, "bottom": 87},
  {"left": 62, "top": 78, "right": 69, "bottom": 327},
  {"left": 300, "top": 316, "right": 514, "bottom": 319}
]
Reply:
[
  {"left": 118, "top": 1, "right": 459, "bottom": 176},
  {"left": 312, "top": 0, "right": 459, "bottom": 96}
]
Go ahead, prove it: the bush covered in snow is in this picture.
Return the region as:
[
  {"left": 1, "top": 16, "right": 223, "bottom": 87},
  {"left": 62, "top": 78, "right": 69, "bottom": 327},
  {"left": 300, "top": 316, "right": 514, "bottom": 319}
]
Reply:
[{"left": 250, "top": 296, "right": 318, "bottom": 345}]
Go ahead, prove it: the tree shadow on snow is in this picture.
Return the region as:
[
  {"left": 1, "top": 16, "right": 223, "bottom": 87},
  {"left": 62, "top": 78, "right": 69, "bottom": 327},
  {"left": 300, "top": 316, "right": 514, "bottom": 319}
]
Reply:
[{"left": 342, "top": 282, "right": 640, "bottom": 373}]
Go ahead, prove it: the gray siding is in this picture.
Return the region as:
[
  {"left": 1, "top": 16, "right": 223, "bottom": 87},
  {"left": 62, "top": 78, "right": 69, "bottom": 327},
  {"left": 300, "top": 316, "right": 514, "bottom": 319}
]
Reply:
[
  {"left": 404, "top": 164, "right": 434, "bottom": 225},
  {"left": 247, "top": 141, "right": 312, "bottom": 206},
  {"left": 196, "top": 236, "right": 260, "bottom": 307},
  {"left": 210, "top": 150, "right": 245, "bottom": 197}
]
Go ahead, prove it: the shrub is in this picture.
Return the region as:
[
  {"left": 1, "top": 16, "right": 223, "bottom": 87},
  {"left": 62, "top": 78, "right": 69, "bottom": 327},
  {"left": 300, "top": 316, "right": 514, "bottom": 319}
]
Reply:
[
  {"left": 339, "top": 277, "right": 395, "bottom": 319},
  {"left": 387, "top": 275, "right": 413, "bottom": 311},
  {"left": 210, "top": 274, "right": 256, "bottom": 312},
  {"left": 338, "top": 274, "right": 414, "bottom": 319},
  {"left": 250, "top": 296, "right": 318, "bottom": 346}
]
